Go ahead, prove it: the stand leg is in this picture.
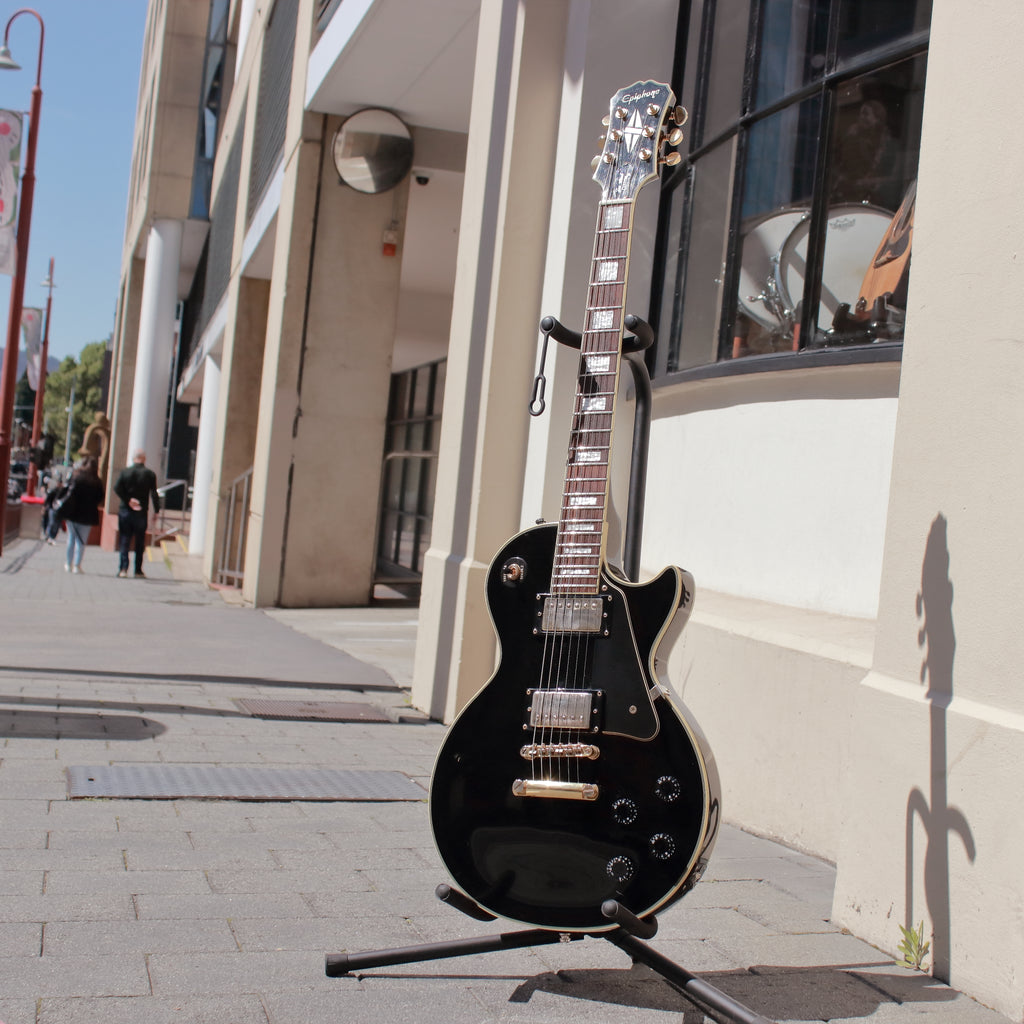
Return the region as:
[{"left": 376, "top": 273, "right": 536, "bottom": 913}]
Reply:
[
  {"left": 606, "top": 930, "right": 775, "bottom": 1024},
  {"left": 325, "top": 928, "right": 581, "bottom": 977}
]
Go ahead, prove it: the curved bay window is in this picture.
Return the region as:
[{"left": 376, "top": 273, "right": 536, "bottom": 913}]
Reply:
[{"left": 655, "top": 0, "right": 931, "bottom": 374}]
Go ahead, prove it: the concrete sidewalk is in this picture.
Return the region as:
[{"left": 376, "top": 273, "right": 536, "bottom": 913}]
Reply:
[{"left": 0, "top": 536, "right": 1011, "bottom": 1023}]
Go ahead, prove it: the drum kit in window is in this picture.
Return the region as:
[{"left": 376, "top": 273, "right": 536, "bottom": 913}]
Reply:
[{"left": 733, "top": 180, "right": 915, "bottom": 356}]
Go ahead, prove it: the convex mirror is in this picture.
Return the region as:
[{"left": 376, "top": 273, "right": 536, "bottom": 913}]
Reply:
[{"left": 331, "top": 109, "right": 413, "bottom": 194}]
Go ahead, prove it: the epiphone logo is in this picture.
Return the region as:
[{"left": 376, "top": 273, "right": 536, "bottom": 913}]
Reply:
[{"left": 621, "top": 87, "right": 661, "bottom": 103}]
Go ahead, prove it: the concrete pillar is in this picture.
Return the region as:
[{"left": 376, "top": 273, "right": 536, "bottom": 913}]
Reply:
[
  {"left": 188, "top": 355, "right": 221, "bottom": 556},
  {"left": 831, "top": 1, "right": 1024, "bottom": 1016},
  {"left": 411, "top": 0, "right": 569, "bottom": 721},
  {"left": 127, "top": 219, "right": 182, "bottom": 469}
]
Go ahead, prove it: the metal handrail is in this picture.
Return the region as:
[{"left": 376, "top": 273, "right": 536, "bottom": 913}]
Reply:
[
  {"left": 216, "top": 466, "right": 253, "bottom": 588},
  {"left": 152, "top": 478, "right": 192, "bottom": 544}
]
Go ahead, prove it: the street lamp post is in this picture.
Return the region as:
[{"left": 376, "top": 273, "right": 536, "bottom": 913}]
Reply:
[
  {"left": 25, "top": 254, "right": 53, "bottom": 497},
  {"left": 0, "top": 7, "right": 43, "bottom": 554}
]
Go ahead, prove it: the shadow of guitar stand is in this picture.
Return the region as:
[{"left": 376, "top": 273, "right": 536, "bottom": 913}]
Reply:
[{"left": 324, "top": 316, "right": 776, "bottom": 1024}]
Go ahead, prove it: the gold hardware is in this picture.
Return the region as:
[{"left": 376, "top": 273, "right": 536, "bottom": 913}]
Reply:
[
  {"left": 512, "top": 779, "right": 599, "bottom": 801},
  {"left": 520, "top": 742, "right": 600, "bottom": 761},
  {"left": 646, "top": 103, "right": 661, "bottom": 116},
  {"left": 661, "top": 152, "right": 682, "bottom": 167}
]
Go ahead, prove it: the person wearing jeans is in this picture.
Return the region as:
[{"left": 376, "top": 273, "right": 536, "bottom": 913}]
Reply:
[
  {"left": 57, "top": 457, "right": 105, "bottom": 574},
  {"left": 113, "top": 449, "right": 161, "bottom": 578}
]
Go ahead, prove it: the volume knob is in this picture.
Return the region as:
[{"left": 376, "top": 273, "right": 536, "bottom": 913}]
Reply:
[
  {"left": 606, "top": 855, "right": 635, "bottom": 885},
  {"left": 649, "top": 833, "right": 677, "bottom": 861},
  {"left": 611, "top": 798, "right": 638, "bottom": 825},
  {"left": 654, "top": 775, "right": 682, "bottom": 803}
]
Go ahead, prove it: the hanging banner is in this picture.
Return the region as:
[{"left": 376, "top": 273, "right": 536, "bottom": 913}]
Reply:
[
  {"left": 0, "top": 109, "right": 23, "bottom": 276},
  {"left": 21, "top": 306, "right": 43, "bottom": 390}
]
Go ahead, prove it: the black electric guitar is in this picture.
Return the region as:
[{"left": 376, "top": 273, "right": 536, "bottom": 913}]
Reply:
[{"left": 429, "top": 81, "right": 720, "bottom": 933}]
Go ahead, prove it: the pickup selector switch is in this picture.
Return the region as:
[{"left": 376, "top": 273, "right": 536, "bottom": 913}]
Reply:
[{"left": 611, "top": 798, "right": 639, "bottom": 825}]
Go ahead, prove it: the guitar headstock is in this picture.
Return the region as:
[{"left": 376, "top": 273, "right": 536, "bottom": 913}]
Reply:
[{"left": 592, "top": 81, "right": 685, "bottom": 203}]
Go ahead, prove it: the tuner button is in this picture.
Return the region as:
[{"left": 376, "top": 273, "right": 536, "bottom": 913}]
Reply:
[
  {"left": 673, "top": 105, "right": 689, "bottom": 126},
  {"left": 602, "top": 114, "right": 611, "bottom": 126},
  {"left": 649, "top": 833, "right": 677, "bottom": 861},
  {"left": 655, "top": 775, "right": 682, "bottom": 803},
  {"left": 667, "top": 127, "right": 684, "bottom": 146},
  {"left": 606, "top": 855, "right": 635, "bottom": 885},
  {"left": 661, "top": 152, "right": 682, "bottom": 167},
  {"left": 611, "top": 798, "right": 639, "bottom": 825},
  {"left": 591, "top": 155, "right": 601, "bottom": 169}
]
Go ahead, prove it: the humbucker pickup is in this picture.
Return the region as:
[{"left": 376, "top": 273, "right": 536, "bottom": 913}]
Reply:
[
  {"left": 525, "top": 688, "right": 603, "bottom": 731},
  {"left": 539, "top": 595, "right": 607, "bottom": 633}
]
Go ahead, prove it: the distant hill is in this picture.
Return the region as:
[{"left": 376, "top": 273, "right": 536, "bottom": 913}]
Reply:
[{"left": 0, "top": 347, "right": 62, "bottom": 381}]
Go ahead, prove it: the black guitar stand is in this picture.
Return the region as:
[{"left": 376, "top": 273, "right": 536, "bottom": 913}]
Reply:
[{"left": 324, "top": 315, "right": 775, "bottom": 1024}]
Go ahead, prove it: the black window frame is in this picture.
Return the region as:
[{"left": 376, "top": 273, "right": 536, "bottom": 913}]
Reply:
[{"left": 651, "top": 0, "right": 930, "bottom": 383}]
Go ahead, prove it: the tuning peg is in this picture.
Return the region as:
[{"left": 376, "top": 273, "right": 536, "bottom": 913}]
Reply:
[
  {"left": 640, "top": 148, "right": 653, "bottom": 161},
  {"left": 592, "top": 155, "right": 601, "bottom": 169},
  {"left": 602, "top": 114, "right": 610, "bottom": 127},
  {"left": 599, "top": 133, "right": 607, "bottom": 144},
  {"left": 672, "top": 106, "right": 689, "bottom": 126},
  {"left": 666, "top": 127, "right": 684, "bottom": 146},
  {"left": 615, "top": 106, "right": 629, "bottom": 120},
  {"left": 661, "top": 152, "right": 682, "bottom": 167},
  {"left": 646, "top": 103, "right": 661, "bottom": 116}
]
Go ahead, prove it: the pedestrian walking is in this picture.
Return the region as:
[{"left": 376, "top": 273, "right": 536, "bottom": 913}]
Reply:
[
  {"left": 113, "top": 448, "right": 161, "bottom": 578},
  {"left": 56, "top": 457, "right": 105, "bottom": 574}
]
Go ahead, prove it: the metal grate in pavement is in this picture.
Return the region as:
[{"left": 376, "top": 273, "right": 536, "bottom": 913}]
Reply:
[
  {"left": 235, "top": 698, "right": 391, "bottom": 722},
  {"left": 66, "top": 764, "right": 425, "bottom": 801}
]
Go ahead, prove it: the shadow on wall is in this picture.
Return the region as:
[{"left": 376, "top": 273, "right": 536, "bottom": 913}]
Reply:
[{"left": 907, "top": 512, "right": 976, "bottom": 981}]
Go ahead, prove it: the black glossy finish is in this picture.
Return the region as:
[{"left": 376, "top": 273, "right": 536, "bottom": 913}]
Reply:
[{"left": 430, "top": 524, "right": 719, "bottom": 932}]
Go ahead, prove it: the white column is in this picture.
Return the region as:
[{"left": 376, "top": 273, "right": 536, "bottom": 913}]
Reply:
[
  {"left": 127, "top": 219, "right": 183, "bottom": 469},
  {"left": 187, "top": 355, "right": 221, "bottom": 556}
]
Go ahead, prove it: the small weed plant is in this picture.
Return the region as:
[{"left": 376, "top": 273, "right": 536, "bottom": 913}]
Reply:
[{"left": 896, "top": 920, "right": 930, "bottom": 971}]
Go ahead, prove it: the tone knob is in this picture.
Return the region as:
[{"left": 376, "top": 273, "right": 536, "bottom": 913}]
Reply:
[
  {"left": 649, "top": 833, "right": 677, "bottom": 861},
  {"left": 611, "top": 798, "right": 638, "bottom": 825},
  {"left": 654, "top": 775, "right": 682, "bottom": 802},
  {"left": 606, "top": 855, "right": 635, "bottom": 885}
]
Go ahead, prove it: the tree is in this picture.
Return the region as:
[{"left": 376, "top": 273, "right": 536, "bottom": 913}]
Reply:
[{"left": 42, "top": 340, "right": 108, "bottom": 463}]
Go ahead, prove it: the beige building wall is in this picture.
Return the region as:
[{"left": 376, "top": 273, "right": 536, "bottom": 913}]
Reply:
[{"left": 832, "top": 0, "right": 1024, "bottom": 1016}]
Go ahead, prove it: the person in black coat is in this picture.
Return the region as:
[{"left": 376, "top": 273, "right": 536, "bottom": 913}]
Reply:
[
  {"left": 58, "top": 456, "right": 105, "bottom": 574},
  {"left": 113, "top": 449, "right": 161, "bottom": 578}
]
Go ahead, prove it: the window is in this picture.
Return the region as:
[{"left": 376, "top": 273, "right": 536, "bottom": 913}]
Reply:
[{"left": 654, "top": 0, "right": 930, "bottom": 374}]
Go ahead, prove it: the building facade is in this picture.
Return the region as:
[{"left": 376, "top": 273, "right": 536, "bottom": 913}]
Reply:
[{"left": 107, "top": 0, "right": 1024, "bottom": 1016}]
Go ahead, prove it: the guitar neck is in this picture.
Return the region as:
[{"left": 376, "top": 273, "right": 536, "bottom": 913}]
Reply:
[{"left": 550, "top": 199, "right": 635, "bottom": 596}]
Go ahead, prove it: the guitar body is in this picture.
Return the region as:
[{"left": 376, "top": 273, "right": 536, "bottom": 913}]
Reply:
[{"left": 429, "top": 524, "right": 720, "bottom": 932}]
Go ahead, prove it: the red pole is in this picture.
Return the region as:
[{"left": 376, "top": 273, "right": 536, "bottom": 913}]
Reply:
[
  {"left": 0, "top": 8, "right": 43, "bottom": 554},
  {"left": 25, "top": 254, "right": 52, "bottom": 497}
]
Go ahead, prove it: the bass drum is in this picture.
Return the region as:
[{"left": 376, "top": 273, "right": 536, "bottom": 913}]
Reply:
[
  {"left": 736, "top": 207, "right": 809, "bottom": 330},
  {"left": 777, "top": 203, "right": 892, "bottom": 328}
]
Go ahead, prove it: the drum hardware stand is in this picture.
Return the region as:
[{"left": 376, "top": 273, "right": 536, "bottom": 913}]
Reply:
[{"left": 324, "top": 315, "right": 776, "bottom": 1024}]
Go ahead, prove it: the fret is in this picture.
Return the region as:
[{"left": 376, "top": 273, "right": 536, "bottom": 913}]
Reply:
[{"left": 551, "top": 194, "right": 637, "bottom": 596}]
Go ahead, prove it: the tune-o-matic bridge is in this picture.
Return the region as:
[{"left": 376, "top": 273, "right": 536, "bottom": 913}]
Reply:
[
  {"left": 520, "top": 741, "right": 600, "bottom": 761},
  {"left": 524, "top": 688, "right": 604, "bottom": 732},
  {"left": 538, "top": 594, "right": 610, "bottom": 634}
]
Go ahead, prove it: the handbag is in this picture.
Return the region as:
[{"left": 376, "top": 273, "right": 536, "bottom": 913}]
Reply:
[{"left": 52, "top": 483, "right": 73, "bottom": 519}]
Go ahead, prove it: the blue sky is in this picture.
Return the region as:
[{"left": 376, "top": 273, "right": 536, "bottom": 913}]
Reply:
[{"left": 0, "top": 1, "right": 148, "bottom": 365}]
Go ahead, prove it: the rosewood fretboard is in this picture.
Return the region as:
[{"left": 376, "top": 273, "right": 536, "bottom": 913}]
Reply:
[{"left": 549, "top": 199, "right": 635, "bottom": 596}]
